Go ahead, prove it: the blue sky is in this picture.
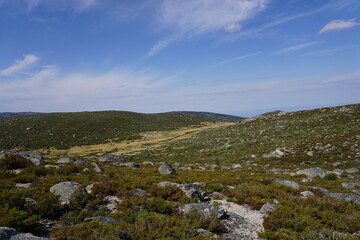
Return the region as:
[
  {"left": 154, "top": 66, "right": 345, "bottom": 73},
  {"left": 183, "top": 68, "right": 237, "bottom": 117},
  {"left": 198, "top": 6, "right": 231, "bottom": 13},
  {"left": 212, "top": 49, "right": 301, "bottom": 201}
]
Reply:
[{"left": 0, "top": 0, "right": 359, "bottom": 116}]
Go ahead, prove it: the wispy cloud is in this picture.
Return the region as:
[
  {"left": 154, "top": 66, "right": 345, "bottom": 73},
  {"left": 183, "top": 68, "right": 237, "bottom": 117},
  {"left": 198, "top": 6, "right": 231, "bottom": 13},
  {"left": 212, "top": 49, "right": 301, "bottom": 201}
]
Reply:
[
  {"left": 0, "top": 55, "right": 39, "bottom": 76},
  {"left": 274, "top": 42, "right": 321, "bottom": 55},
  {"left": 145, "top": 0, "right": 269, "bottom": 57},
  {"left": 303, "top": 46, "right": 356, "bottom": 56},
  {"left": 319, "top": 18, "right": 360, "bottom": 34},
  {"left": 322, "top": 72, "right": 360, "bottom": 83},
  {"left": 213, "top": 52, "right": 262, "bottom": 66},
  {"left": 25, "top": 0, "right": 98, "bottom": 12}
]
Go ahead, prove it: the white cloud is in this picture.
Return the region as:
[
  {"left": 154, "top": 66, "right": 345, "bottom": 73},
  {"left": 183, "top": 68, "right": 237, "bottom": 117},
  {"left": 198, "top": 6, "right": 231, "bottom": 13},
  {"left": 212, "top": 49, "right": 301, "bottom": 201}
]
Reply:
[
  {"left": 146, "top": 0, "right": 268, "bottom": 57},
  {"left": 0, "top": 55, "right": 39, "bottom": 76},
  {"left": 224, "top": 23, "right": 242, "bottom": 33},
  {"left": 25, "top": 0, "right": 98, "bottom": 12},
  {"left": 275, "top": 42, "right": 320, "bottom": 55},
  {"left": 319, "top": 18, "right": 360, "bottom": 34},
  {"left": 213, "top": 52, "right": 262, "bottom": 66}
]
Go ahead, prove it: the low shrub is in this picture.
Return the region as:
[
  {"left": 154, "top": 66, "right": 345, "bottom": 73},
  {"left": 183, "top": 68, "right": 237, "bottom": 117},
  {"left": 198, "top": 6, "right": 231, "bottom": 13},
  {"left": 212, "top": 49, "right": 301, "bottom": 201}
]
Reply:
[{"left": 0, "top": 154, "right": 32, "bottom": 170}]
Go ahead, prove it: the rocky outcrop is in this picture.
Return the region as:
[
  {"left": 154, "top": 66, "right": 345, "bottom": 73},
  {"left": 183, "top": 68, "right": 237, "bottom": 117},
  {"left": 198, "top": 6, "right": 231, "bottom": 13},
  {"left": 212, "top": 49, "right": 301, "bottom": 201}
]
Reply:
[
  {"left": 296, "top": 167, "right": 327, "bottom": 179},
  {"left": 262, "top": 149, "right": 285, "bottom": 158},
  {"left": 74, "top": 160, "right": 88, "bottom": 167},
  {"left": 259, "top": 203, "right": 279, "bottom": 215},
  {"left": 49, "top": 181, "right": 86, "bottom": 205},
  {"left": 102, "top": 196, "right": 122, "bottom": 213},
  {"left": 57, "top": 157, "right": 74, "bottom": 164},
  {"left": 158, "top": 162, "right": 176, "bottom": 175},
  {"left": 300, "top": 191, "right": 315, "bottom": 199},
  {"left": 179, "top": 203, "right": 229, "bottom": 219},
  {"left": 99, "top": 155, "right": 126, "bottom": 163},
  {"left": 274, "top": 178, "right": 300, "bottom": 190},
  {"left": 0, "top": 227, "right": 50, "bottom": 240},
  {"left": 0, "top": 150, "right": 44, "bottom": 166}
]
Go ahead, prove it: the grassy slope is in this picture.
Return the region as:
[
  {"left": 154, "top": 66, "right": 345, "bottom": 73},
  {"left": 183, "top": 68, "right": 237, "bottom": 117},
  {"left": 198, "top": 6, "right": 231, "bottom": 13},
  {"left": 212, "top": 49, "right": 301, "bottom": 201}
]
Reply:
[{"left": 0, "top": 111, "right": 215, "bottom": 150}]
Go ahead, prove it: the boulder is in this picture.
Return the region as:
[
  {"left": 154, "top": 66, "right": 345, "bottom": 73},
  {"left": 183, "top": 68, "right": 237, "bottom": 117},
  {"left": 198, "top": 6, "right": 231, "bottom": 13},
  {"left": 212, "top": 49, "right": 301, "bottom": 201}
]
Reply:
[
  {"left": 210, "top": 192, "right": 228, "bottom": 200},
  {"left": 142, "top": 161, "right": 154, "bottom": 166},
  {"left": 120, "top": 162, "right": 140, "bottom": 168},
  {"left": 86, "top": 183, "right": 98, "bottom": 194},
  {"left": 158, "top": 162, "right": 176, "bottom": 175},
  {"left": 50, "top": 181, "right": 86, "bottom": 205},
  {"left": 274, "top": 178, "right": 300, "bottom": 190},
  {"left": 325, "top": 192, "right": 360, "bottom": 204},
  {"left": 102, "top": 196, "right": 122, "bottom": 213},
  {"left": 342, "top": 182, "right": 360, "bottom": 189},
  {"left": 133, "top": 188, "right": 147, "bottom": 197},
  {"left": 0, "top": 150, "right": 44, "bottom": 166},
  {"left": 157, "top": 182, "right": 180, "bottom": 188},
  {"left": 44, "top": 165, "right": 61, "bottom": 169},
  {"left": 99, "top": 155, "right": 126, "bottom": 163},
  {"left": 74, "top": 160, "right": 88, "bottom": 167},
  {"left": 57, "top": 157, "right": 74, "bottom": 164},
  {"left": 296, "top": 167, "right": 327, "bottom": 179},
  {"left": 173, "top": 162, "right": 181, "bottom": 167},
  {"left": 300, "top": 191, "right": 315, "bottom": 199},
  {"left": 0, "top": 227, "right": 50, "bottom": 240},
  {"left": 91, "top": 163, "right": 104, "bottom": 172},
  {"left": 232, "top": 164, "right": 243, "bottom": 169},
  {"left": 345, "top": 168, "right": 359, "bottom": 174},
  {"left": 179, "top": 203, "right": 229, "bottom": 219},
  {"left": 84, "top": 216, "right": 116, "bottom": 225},
  {"left": 262, "top": 149, "right": 285, "bottom": 158},
  {"left": 259, "top": 203, "right": 279, "bottom": 215}
]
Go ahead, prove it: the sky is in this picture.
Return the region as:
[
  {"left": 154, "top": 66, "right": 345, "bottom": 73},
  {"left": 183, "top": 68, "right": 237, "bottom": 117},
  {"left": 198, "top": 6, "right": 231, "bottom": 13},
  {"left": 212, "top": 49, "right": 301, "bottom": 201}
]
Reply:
[{"left": 0, "top": 0, "right": 359, "bottom": 117}]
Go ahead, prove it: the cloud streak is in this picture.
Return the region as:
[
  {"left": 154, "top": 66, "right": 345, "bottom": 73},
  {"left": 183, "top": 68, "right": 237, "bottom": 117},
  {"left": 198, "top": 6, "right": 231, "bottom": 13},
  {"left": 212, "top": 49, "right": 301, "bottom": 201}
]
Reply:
[
  {"left": 275, "top": 42, "right": 321, "bottom": 55},
  {"left": 214, "top": 52, "right": 262, "bottom": 66},
  {"left": 145, "top": 0, "right": 269, "bottom": 57},
  {"left": 319, "top": 18, "right": 360, "bottom": 34},
  {"left": 0, "top": 55, "right": 39, "bottom": 76}
]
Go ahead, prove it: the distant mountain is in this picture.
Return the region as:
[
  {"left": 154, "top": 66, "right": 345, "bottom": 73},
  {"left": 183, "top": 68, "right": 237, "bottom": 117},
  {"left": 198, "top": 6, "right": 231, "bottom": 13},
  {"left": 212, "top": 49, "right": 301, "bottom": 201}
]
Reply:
[
  {"left": 0, "top": 112, "right": 43, "bottom": 118},
  {"left": 171, "top": 111, "right": 246, "bottom": 122}
]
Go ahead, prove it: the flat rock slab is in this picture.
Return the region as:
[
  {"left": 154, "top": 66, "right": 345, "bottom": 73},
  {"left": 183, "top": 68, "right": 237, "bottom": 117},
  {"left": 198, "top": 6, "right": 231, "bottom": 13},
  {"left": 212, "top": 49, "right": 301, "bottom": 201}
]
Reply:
[
  {"left": 213, "top": 200, "right": 264, "bottom": 240},
  {"left": 0, "top": 227, "right": 50, "bottom": 240}
]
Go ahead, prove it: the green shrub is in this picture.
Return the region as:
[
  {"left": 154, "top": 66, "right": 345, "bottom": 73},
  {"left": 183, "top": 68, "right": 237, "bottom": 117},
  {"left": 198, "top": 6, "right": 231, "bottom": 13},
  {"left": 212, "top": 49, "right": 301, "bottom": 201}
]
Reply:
[
  {"left": 0, "top": 154, "right": 32, "bottom": 170},
  {"left": 324, "top": 173, "right": 337, "bottom": 181},
  {"left": 0, "top": 205, "right": 39, "bottom": 232},
  {"left": 148, "top": 185, "right": 184, "bottom": 201},
  {"left": 145, "top": 198, "right": 177, "bottom": 215}
]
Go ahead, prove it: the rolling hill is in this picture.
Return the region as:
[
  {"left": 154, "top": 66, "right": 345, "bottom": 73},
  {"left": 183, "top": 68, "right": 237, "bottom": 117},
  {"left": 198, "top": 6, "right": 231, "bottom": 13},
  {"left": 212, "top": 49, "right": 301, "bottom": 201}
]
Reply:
[{"left": 171, "top": 111, "right": 246, "bottom": 122}]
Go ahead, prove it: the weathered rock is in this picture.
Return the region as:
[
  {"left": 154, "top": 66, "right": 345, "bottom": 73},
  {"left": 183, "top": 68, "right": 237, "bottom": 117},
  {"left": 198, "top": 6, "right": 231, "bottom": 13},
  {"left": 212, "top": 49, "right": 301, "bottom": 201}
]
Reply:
[
  {"left": 325, "top": 192, "right": 360, "bottom": 204},
  {"left": 179, "top": 203, "right": 229, "bottom": 219},
  {"left": 25, "top": 197, "right": 37, "bottom": 205},
  {"left": 74, "top": 160, "right": 88, "bottom": 167},
  {"left": 232, "top": 164, "right": 243, "bottom": 169},
  {"left": 173, "top": 162, "right": 181, "bottom": 167},
  {"left": 183, "top": 188, "right": 207, "bottom": 200},
  {"left": 99, "top": 155, "right": 126, "bottom": 163},
  {"left": 179, "top": 167, "right": 192, "bottom": 171},
  {"left": 57, "top": 157, "right": 74, "bottom": 164},
  {"left": 158, "top": 162, "right": 176, "bottom": 175},
  {"left": 49, "top": 181, "right": 85, "bottom": 205},
  {"left": 300, "top": 190, "right": 315, "bottom": 199},
  {"left": 142, "top": 161, "right": 154, "bottom": 166},
  {"left": 120, "top": 162, "right": 140, "bottom": 168},
  {"left": 342, "top": 182, "right": 360, "bottom": 189},
  {"left": 333, "top": 169, "right": 345, "bottom": 176},
  {"left": 15, "top": 183, "right": 31, "bottom": 189},
  {"left": 86, "top": 183, "right": 98, "bottom": 194},
  {"left": 270, "top": 169, "right": 283, "bottom": 174},
  {"left": 44, "top": 165, "right": 61, "bottom": 169},
  {"left": 102, "top": 195, "right": 122, "bottom": 213},
  {"left": 332, "top": 161, "right": 342, "bottom": 167},
  {"left": 210, "top": 192, "right": 228, "bottom": 200},
  {"left": 157, "top": 181, "right": 180, "bottom": 188},
  {"left": 345, "top": 168, "right": 359, "bottom": 174},
  {"left": 133, "top": 188, "right": 147, "bottom": 197},
  {"left": 84, "top": 216, "right": 116, "bottom": 225},
  {"left": 91, "top": 163, "right": 104, "bottom": 172},
  {"left": 0, "top": 150, "right": 44, "bottom": 166},
  {"left": 0, "top": 227, "right": 50, "bottom": 240},
  {"left": 262, "top": 149, "right": 285, "bottom": 158},
  {"left": 259, "top": 203, "right": 279, "bottom": 215},
  {"left": 274, "top": 178, "right": 300, "bottom": 190},
  {"left": 296, "top": 167, "right": 327, "bottom": 179}
]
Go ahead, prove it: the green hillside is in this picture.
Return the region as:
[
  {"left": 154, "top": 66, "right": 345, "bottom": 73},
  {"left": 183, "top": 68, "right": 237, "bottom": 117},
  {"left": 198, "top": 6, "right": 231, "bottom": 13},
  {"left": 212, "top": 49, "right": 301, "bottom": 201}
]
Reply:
[{"left": 0, "top": 111, "right": 215, "bottom": 150}]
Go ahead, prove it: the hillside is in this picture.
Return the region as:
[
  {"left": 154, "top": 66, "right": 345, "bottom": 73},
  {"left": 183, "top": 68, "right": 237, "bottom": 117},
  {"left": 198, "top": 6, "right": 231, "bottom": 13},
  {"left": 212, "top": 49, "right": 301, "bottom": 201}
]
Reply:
[
  {"left": 0, "top": 111, "right": 215, "bottom": 150},
  {"left": 0, "top": 104, "right": 359, "bottom": 240},
  {"left": 172, "top": 111, "right": 245, "bottom": 122}
]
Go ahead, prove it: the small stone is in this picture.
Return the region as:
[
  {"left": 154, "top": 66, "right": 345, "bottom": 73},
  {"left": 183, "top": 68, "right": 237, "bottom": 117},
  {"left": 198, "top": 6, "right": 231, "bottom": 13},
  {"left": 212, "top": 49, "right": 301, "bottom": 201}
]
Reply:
[
  {"left": 345, "top": 168, "right": 359, "bottom": 174},
  {"left": 99, "top": 154, "right": 126, "bottom": 163},
  {"left": 142, "top": 161, "right": 154, "bottom": 166},
  {"left": 133, "top": 188, "right": 147, "bottom": 197},
  {"left": 260, "top": 202, "right": 279, "bottom": 215},
  {"left": 274, "top": 178, "right": 300, "bottom": 190},
  {"left": 232, "top": 163, "right": 243, "bottom": 169},
  {"left": 57, "top": 157, "right": 74, "bottom": 164},
  {"left": 300, "top": 191, "right": 315, "bottom": 199},
  {"left": 74, "top": 160, "right": 88, "bottom": 166},
  {"left": 91, "top": 163, "right": 104, "bottom": 172}
]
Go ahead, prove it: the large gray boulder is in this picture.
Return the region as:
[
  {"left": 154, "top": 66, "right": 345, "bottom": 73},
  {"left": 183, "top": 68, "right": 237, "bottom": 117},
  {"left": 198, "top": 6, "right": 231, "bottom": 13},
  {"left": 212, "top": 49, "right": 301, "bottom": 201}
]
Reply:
[
  {"left": 49, "top": 181, "right": 86, "bottom": 205},
  {"left": 296, "top": 167, "right": 327, "bottom": 179},
  {"left": 57, "top": 157, "right": 74, "bottom": 164},
  {"left": 179, "top": 203, "right": 229, "bottom": 219},
  {"left": 158, "top": 162, "right": 176, "bottom": 175},
  {"left": 274, "top": 178, "right": 300, "bottom": 190},
  {"left": 0, "top": 150, "right": 44, "bottom": 166},
  {"left": 0, "top": 227, "right": 50, "bottom": 240},
  {"left": 325, "top": 192, "right": 360, "bottom": 204},
  {"left": 99, "top": 155, "right": 126, "bottom": 163}
]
